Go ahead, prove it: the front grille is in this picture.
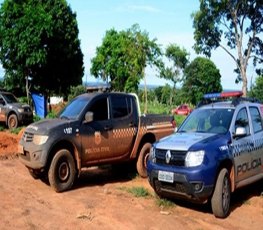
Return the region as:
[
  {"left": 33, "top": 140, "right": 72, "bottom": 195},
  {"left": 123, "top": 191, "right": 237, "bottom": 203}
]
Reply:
[
  {"left": 24, "top": 107, "right": 31, "bottom": 112},
  {"left": 155, "top": 149, "right": 187, "bottom": 166},
  {"left": 23, "top": 131, "right": 34, "bottom": 142}
]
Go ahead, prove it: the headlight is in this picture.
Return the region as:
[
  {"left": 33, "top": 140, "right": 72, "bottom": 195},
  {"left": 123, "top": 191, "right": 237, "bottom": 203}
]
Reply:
[
  {"left": 18, "top": 108, "right": 24, "bottom": 113},
  {"left": 148, "top": 147, "right": 156, "bottom": 163},
  {"left": 33, "top": 135, "right": 48, "bottom": 145},
  {"left": 185, "top": 150, "right": 205, "bottom": 167}
]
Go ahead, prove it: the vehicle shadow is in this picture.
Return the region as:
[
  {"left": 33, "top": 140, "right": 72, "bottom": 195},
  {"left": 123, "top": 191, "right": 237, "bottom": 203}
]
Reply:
[
  {"left": 230, "top": 179, "right": 263, "bottom": 212},
  {"left": 72, "top": 163, "right": 138, "bottom": 190},
  {"left": 160, "top": 179, "right": 263, "bottom": 217}
]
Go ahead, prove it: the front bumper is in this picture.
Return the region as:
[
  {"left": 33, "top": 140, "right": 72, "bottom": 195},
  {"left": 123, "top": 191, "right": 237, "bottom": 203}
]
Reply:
[
  {"left": 17, "top": 112, "right": 33, "bottom": 125},
  {"left": 18, "top": 142, "right": 47, "bottom": 170},
  {"left": 147, "top": 163, "right": 214, "bottom": 203}
]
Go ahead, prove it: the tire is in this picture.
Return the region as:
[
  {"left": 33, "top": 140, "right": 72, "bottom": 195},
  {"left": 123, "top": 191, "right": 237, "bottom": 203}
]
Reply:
[
  {"left": 136, "top": 142, "right": 152, "bottom": 178},
  {"left": 8, "top": 114, "right": 18, "bottom": 129},
  {"left": 48, "top": 149, "right": 76, "bottom": 192},
  {"left": 211, "top": 168, "right": 231, "bottom": 218}
]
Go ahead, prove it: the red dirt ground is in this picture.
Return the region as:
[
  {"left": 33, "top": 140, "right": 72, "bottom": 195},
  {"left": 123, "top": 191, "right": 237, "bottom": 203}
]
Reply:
[{"left": 0, "top": 130, "right": 262, "bottom": 229}]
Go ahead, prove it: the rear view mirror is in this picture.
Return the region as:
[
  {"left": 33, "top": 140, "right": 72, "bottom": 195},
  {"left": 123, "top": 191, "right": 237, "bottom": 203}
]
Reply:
[
  {"left": 234, "top": 127, "right": 247, "bottom": 138},
  {"left": 84, "top": 111, "right": 93, "bottom": 123}
]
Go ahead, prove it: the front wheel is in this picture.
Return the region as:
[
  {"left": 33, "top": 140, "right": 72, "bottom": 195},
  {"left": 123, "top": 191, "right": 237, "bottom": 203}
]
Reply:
[
  {"left": 8, "top": 114, "right": 18, "bottom": 129},
  {"left": 136, "top": 142, "right": 152, "bottom": 178},
  {"left": 211, "top": 168, "right": 231, "bottom": 218},
  {"left": 48, "top": 149, "right": 76, "bottom": 192}
]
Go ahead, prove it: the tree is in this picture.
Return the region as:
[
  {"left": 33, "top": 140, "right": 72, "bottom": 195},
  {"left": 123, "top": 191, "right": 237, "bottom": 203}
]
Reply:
[
  {"left": 90, "top": 24, "right": 162, "bottom": 91},
  {"left": 249, "top": 75, "right": 263, "bottom": 102},
  {"left": 192, "top": 0, "right": 263, "bottom": 96},
  {"left": 0, "top": 0, "right": 84, "bottom": 100},
  {"left": 182, "top": 57, "right": 222, "bottom": 105},
  {"left": 160, "top": 44, "right": 189, "bottom": 105},
  {"left": 160, "top": 44, "right": 189, "bottom": 88}
]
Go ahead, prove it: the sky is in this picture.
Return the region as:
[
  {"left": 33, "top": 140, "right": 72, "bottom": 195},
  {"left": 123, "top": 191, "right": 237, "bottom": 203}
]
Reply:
[{"left": 0, "top": 0, "right": 253, "bottom": 90}]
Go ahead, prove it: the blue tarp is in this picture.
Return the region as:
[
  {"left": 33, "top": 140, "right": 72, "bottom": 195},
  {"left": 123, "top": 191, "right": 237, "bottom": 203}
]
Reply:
[{"left": 31, "top": 93, "right": 47, "bottom": 118}]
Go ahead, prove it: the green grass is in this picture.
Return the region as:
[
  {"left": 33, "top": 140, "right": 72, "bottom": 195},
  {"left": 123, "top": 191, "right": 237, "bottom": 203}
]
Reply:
[
  {"left": 118, "top": 186, "right": 151, "bottom": 198},
  {"left": 9, "top": 127, "right": 23, "bottom": 135},
  {"left": 155, "top": 197, "right": 175, "bottom": 208}
]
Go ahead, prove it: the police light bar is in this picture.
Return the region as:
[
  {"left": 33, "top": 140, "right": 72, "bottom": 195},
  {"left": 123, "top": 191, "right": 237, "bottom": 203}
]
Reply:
[{"left": 203, "top": 91, "right": 243, "bottom": 99}]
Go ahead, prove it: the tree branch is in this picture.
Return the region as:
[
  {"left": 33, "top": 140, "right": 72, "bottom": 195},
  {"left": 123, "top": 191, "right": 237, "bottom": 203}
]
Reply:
[{"left": 219, "top": 44, "right": 237, "bottom": 63}]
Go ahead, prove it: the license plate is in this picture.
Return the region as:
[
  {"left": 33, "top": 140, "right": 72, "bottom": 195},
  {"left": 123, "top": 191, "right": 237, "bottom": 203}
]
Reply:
[{"left": 158, "top": 171, "right": 174, "bottom": 183}]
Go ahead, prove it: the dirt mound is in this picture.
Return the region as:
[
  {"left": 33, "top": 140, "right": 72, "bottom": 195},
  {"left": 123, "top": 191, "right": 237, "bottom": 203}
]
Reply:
[{"left": 0, "top": 131, "right": 21, "bottom": 159}]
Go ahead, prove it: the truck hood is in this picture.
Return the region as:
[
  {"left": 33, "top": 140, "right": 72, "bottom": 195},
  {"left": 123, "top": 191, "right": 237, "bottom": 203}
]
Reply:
[
  {"left": 26, "top": 118, "right": 73, "bottom": 134},
  {"left": 8, "top": 103, "right": 31, "bottom": 109},
  {"left": 155, "top": 132, "right": 217, "bottom": 151}
]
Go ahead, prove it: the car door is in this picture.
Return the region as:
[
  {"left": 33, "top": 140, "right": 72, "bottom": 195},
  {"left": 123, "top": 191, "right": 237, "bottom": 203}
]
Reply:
[
  {"left": 80, "top": 94, "right": 112, "bottom": 164},
  {"left": 231, "top": 107, "right": 255, "bottom": 183},
  {"left": 248, "top": 106, "right": 263, "bottom": 176},
  {"left": 108, "top": 94, "right": 138, "bottom": 158}
]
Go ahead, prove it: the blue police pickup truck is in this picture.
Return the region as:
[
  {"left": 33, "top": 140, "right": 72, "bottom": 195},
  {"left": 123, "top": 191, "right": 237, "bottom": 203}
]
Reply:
[{"left": 147, "top": 91, "right": 263, "bottom": 218}]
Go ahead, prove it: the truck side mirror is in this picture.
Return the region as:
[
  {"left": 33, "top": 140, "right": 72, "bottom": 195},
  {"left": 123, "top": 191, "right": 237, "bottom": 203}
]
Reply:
[
  {"left": 233, "top": 127, "right": 247, "bottom": 138},
  {"left": 84, "top": 111, "right": 94, "bottom": 123}
]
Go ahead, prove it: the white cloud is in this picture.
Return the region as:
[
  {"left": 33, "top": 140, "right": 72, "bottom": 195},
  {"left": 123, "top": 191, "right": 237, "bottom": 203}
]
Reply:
[{"left": 115, "top": 4, "right": 161, "bottom": 13}]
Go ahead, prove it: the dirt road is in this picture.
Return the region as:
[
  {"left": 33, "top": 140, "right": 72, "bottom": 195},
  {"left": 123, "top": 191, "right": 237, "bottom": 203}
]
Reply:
[{"left": 0, "top": 156, "right": 262, "bottom": 230}]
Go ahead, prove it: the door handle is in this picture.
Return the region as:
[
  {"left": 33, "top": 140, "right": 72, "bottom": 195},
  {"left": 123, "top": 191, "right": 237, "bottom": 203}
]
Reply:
[
  {"left": 104, "top": 125, "right": 112, "bottom": 131},
  {"left": 129, "top": 122, "right": 134, "bottom": 127}
]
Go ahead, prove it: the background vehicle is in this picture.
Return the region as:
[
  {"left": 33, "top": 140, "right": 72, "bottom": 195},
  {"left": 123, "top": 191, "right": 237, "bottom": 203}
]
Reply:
[
  {"left": 0, "top": 91, "right": 33, "bottom": 129},
  {"left": 147, "top": 91, "right": 263, "bottom": 218},
  {"left": 19, "top": 92, "right": 175, "bottom": 192},
  {"left": 171, "top": 104, "right": 192, "bottom": 115}
]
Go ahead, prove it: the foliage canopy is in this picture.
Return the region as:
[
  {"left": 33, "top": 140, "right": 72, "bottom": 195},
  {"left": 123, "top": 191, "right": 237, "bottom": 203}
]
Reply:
[
  {"left": 90, "top": 24, "right": 162, "bottom": 92},
  {"left": 160, "top": 44, "right": 189, "bottom": 88},
  {"left": 192, "top": 0, "right": 263, "bottom": 96},
  {"left": 182, "top": 57, "right": 222, "bottom": 105},
  {"left": 249, "top": 76, "right": 263, "bottom": 102},
  {"left": 0, "top": 0, "right": 84, "bottom": 97}
]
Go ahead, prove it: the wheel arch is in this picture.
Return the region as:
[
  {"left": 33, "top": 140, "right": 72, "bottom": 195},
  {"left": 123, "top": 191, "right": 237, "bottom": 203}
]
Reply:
[
  {"left": 216, "top": 159, "right": 235, "bottom": 193},
  {"left": 137, "top": 133, "right": 156, "bottom": 158},
  {"left": 46, "top": 140, "right": 81, "bottom": 176}
]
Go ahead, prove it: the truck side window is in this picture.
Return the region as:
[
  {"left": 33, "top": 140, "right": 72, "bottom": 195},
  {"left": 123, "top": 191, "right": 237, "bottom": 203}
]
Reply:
[
  {"left": 0, "top": 97, "right": 4, "bottom": 105},
  {"left": 249, "top": 106, "right": 263, "bottom": 133},
  {"left": 235, "top": 108, "right": 250, "bottom": 135},
  {"left": 111, "top": 95, "right": 131, "bottom": 119},
  {"left": 89, "top": 97, "right": 108, "bottom": 121}
]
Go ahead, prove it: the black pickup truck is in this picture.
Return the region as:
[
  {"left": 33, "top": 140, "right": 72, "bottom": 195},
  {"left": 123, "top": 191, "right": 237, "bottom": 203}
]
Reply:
[
  {"left": 0, "top": 91, "right": 33, "bottom": 129},
  {"left": 19, "top": 92, "right": 175, "bottom": 192}
]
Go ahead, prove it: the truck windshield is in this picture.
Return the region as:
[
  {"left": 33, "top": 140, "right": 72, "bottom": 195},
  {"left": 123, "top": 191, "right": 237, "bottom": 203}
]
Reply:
[
  {"left": 59, "top": 98, "right": 89, "bottom": 120},
  {"left": 2, "top": 93, "right": 18, "bottom": 103},
  {"left": 178, "top": 108, "right": 234, "bottom": 134}
]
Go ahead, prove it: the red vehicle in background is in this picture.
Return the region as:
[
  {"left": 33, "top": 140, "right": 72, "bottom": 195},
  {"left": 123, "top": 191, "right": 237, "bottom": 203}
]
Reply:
[{"left": 172, "top": 104, "right": 192, "bottom": 115}]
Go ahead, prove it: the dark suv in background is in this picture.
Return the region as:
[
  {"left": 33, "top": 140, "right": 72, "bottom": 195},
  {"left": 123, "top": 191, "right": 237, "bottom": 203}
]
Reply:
[{"left": 0, "top": 91, "right": 33, "bottom": 129}]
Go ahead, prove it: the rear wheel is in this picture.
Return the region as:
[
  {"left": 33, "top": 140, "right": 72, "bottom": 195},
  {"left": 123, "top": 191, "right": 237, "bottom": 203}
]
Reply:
[
  {"left": 8, "top": 114, "right": 18, "bottom": 129},
  {"left": 136, "top": 142, "right": 152, "bottom": 178},
  {"left": 48, "top": 149, "right": 76, "bottom": 192},
  {"left": 211, "top": 168, "right": 231, "bottom": 218}
]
